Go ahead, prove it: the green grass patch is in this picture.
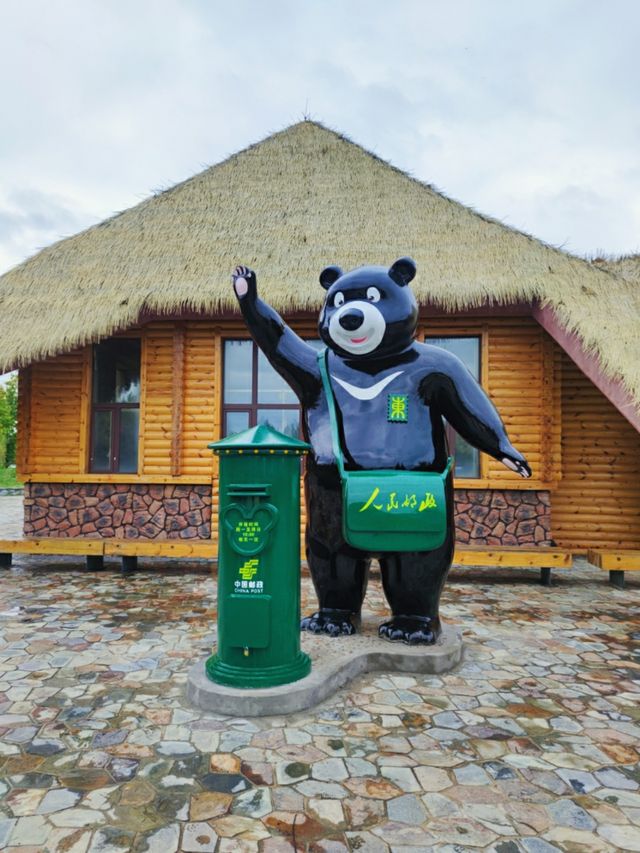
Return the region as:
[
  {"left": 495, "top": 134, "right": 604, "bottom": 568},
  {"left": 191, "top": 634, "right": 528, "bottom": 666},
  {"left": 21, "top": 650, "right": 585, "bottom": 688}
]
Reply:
[{"left": 0, "top": 467, "right": 22, "bottom": 488}]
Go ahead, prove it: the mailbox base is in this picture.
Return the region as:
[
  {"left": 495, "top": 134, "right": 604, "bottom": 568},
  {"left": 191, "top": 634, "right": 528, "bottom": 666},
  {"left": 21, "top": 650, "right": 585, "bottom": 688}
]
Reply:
[
  {"left": 188, "top": 624, "right": 462, "bottom": 716},
  {"left": 205, "top": 651, "right": 311, "bottom": 689}
]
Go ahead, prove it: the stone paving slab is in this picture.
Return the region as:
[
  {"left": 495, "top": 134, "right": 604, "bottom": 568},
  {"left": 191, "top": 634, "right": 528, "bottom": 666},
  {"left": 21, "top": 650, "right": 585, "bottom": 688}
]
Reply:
[
  {"left": 0, "top": 536, "right": 639, "bottom": 850},
  {"left": 0, "top": 495, "right": 23, "bottom": 538},
  {"left": 187, "top": 624, "right": 463, "bottom": 716}
]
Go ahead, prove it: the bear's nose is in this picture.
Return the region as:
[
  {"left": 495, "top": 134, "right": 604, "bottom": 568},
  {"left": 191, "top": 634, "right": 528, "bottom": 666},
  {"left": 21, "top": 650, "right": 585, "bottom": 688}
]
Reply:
[{"left": 339, "top": 309, "right": 365, "bottom": 331}]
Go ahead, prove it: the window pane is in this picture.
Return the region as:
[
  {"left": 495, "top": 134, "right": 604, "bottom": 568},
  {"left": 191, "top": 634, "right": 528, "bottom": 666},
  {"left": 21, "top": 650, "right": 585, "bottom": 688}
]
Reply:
[
  {"left": 305, "top": 339, "right": 324, "bottom": 351},
  {"left": 257, "top": 349, "right": 297, "bottom": 404},
  {"left": 257, "top": 408, "right": 299, "bottom": 438},
  {"left": 118, "top": 409, "right": 139, "bottom": 474},
  {"left": 92, "top": 410, "right": 112, "bottom": 472},
  {"left": 93, "top": 339, "right": 141, "bottom": 403},
  {"left": 454, "top": 435, "right": 480, "bottom": 478},
  {"left": 224, "top": 340, "right": 253, "bottom": 403},
  {"left": 224, "top": 410, "right": 250, "bottom": 437},
  {"left": 429, "top": 337, "right": 479, "bottom": 378}
]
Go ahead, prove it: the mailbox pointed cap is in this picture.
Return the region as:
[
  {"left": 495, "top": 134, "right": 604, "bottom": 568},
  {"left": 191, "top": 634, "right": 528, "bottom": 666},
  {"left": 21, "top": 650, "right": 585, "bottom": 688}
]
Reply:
[{"left": 209, "top": 424, "right": 311, "bottom": 455}]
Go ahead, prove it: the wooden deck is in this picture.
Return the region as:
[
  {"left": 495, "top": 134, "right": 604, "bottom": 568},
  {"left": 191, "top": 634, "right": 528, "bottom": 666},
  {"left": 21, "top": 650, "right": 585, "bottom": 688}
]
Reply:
[
  {"left": 453, "top": 544, "right": 572, "bottom": 586},
  {"left": 0, "top": 529, "right": 573, "bottom": 584},
  {"left": 587, "top": 548, "right": 640, "bottom": 588}
]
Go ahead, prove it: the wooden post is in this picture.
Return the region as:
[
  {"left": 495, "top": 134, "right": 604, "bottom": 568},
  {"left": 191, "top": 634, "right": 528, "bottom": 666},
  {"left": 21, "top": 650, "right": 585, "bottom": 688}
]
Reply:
[
  {"left": 138, "top": 329, "right": 148, "bottom": 476},
  {"left": 170, "top": 325, "right": 186, "bottom": 477},
  {"left": 78, "top": 348, "right": 92, "bottom": 473},
  {"left": 540, "top": 333, "right": 555, "bottom": 485},
  {"left": 609, "top": 570, "right": 625, "bottom": 589},
  {"left": 16, "top": 366, "right": 32, "bottom": 478},
  {"left": 121, "top": 556, "right": 137, "bottom": 575}
]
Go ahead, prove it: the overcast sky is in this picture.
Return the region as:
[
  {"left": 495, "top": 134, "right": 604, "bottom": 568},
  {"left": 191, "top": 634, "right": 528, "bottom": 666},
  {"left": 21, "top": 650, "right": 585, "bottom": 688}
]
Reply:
[{"left": 0, "top": 0, "right": 639, "bottom": 279}]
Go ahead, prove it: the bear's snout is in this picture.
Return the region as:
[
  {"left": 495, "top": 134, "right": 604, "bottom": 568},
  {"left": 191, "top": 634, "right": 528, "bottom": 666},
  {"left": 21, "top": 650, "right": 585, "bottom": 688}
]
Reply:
[{"left": 338, "top": 309, "right": 365, "bottom": 331}]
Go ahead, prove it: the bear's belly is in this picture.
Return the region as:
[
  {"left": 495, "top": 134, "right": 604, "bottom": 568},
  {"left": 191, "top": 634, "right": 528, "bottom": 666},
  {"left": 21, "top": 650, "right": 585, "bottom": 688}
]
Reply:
[
  {"left": 341, "top": 398, "right": 437, "bottom": 469},
  {"left": 305, "top": 387, "right": 440, "bottom": 470}
]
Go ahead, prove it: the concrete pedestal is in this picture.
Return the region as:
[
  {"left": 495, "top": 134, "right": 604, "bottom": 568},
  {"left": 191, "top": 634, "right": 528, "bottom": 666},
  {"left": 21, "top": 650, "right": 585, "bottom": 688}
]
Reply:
[{"left": 186, "top": 618, "right": 462, "bottom": 717}]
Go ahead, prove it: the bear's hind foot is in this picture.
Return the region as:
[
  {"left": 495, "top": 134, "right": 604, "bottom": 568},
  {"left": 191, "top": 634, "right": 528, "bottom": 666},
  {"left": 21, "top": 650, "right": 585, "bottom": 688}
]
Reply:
[
  {"left": 301, "top": 609, "right": 357, "bottom": 637},
  {"left": 378, "top": 615, "right": 441, "bottom": 645}
]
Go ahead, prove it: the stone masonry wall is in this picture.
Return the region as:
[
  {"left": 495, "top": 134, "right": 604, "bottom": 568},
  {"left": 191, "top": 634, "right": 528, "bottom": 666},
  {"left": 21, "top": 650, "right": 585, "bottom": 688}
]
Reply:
[
  {"left": 454, "top": 489, "right": 551, "bottom": 546},
  {"left": 24, "top": 483, "right": 550, "bottom": 547},
  {"left": 24, "top": 484, "right": 212, "bottom": 539}
]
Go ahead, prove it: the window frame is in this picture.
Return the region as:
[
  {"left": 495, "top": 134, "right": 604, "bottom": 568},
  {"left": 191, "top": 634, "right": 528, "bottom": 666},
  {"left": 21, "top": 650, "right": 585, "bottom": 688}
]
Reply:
[
  {"left": 424, "top": 330, "right": 488, "bottom": 482},
  {"left": 218, "top": 332, "right": 488, "bottom": 482},
  {"left": 221, "top": 339, "right": 303, "bottom": 437},
  {"left": 88, "top": 337, "right": 142, "bottom": 475}
]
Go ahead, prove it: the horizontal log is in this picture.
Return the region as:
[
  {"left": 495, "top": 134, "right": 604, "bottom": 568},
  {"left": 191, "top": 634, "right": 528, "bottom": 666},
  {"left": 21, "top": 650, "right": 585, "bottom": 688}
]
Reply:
[
  {"left": 22, "top": 473, "right": 212, "bottom": 484},
  {"left": 0, "top": 538, "right": 104, "bottom": 555},
  {"left": 31, "top": 441, "right": 81, "bottom": 451},
  {"left": 552, "top": 527, "right": 639, "bottom": 538},
  {"left": 552, "top": 516, "right": 640, "bottom": 527},
  {"left": 104, "top": 541, "right": 216, "bottom": 558},
  {"left": 553, "top": 490, "right": 640, "bottom": 499},
  {"left": 183, "top": 395, "right": 217, "bottom": 403},
  {"left": 558, "top": 467, "right": 640, "bottom": 476}
]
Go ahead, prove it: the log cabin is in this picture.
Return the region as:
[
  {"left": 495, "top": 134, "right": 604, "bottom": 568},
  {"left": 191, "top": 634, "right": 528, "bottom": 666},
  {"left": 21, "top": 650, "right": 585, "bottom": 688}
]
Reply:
[{"left": 1, "top": 121, "right": 639, "bottom": 580}]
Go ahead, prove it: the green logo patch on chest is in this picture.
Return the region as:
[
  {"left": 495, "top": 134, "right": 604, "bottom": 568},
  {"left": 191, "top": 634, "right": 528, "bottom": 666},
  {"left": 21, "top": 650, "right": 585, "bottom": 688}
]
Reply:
[{"left": 387, "top": 394, "right": 409, "bottom": 422}]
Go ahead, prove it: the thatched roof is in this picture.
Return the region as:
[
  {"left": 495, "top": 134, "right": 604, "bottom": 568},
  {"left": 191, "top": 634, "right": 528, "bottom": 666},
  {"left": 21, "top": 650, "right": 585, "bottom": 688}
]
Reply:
[
  {"left": 1, "top": 120, "right": 639, "bottom": 410},
  {"left": 592, "top": 254, "right": 640, "bottom": 286}
]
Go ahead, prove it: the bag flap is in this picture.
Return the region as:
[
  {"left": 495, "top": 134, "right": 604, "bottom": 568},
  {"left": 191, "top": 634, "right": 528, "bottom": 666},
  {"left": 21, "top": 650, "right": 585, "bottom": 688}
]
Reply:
[{"left": 345, "top": 470, "right": 447, "bottom": 534}]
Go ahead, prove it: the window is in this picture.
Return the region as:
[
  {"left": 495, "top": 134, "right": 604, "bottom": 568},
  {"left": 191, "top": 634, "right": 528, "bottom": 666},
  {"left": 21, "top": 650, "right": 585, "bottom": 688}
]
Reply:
[
  {"left": 222, "top": 339, "right": 322, "bottom": 438},
  {"left": 428, "top": 336, "right": 481, "bottom": 478},
  {"left": 223, "top": 336, "right": 482, "bottom": 478},
  {"left": 90, "top": 339, "right": 141, "bottom": 473}
]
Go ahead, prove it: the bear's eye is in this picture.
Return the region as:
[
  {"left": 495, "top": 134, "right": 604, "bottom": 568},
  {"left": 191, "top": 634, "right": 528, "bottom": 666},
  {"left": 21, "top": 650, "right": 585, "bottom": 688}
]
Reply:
[
  {"left": 333, "top": 292, "right": 345, "bottom": 307},
  {"left": 366, "top": 287, "right": 381, "bottom": 303}
]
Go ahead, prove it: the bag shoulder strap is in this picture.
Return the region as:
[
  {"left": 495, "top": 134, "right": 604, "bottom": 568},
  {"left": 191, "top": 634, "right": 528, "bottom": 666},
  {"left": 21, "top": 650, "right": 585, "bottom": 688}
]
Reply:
[{"left": 317, "top": 348, "right": 346, "bottom": 476}]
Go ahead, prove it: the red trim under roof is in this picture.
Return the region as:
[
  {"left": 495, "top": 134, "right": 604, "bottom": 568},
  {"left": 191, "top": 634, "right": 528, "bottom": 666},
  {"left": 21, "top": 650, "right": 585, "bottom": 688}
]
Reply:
[{"left": 533, "top": 304, "right": 640, "bottom": 434}]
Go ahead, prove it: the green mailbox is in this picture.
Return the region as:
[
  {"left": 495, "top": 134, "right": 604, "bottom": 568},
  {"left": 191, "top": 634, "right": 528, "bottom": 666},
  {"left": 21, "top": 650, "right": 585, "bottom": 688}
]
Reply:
[{"left": 206, "top": 424, "right": 312, "bottom": 688}]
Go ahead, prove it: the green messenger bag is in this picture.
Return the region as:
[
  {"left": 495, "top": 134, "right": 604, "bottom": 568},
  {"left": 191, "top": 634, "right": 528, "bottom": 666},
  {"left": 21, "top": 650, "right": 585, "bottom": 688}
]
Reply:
[{"left": 318, "top": 349, "right": 453, "bottom": 552}]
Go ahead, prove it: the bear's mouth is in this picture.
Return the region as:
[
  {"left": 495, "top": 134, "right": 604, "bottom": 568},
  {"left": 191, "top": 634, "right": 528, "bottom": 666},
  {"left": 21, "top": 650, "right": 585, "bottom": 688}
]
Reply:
[{"left": 350, "top": 336, "right": 368, "bottom": 344}]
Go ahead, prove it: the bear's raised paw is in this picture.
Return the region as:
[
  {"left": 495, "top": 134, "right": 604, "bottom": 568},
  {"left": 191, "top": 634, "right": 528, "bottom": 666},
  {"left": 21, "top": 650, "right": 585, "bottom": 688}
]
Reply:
[{"left": 231, "top": 265, "right": 256, "bottom": 299}]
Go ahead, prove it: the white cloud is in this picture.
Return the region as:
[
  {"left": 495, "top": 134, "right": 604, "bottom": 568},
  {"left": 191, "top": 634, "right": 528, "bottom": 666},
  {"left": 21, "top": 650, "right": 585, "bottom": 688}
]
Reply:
[{"left": 0, "top": 0, "right": 638, "bottom": 269}]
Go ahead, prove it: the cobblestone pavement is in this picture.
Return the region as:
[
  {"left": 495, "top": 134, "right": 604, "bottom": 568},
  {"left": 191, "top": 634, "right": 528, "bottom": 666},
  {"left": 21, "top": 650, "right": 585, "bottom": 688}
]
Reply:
[{"left": 0, "top": 497, "right": 639, "bottom": 851}]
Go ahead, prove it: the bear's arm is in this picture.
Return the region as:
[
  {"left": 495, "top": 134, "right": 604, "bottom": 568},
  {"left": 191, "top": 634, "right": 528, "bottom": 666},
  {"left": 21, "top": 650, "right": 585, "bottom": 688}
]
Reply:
[
  {"left": 237, "top": 286, "right": 321, "bottom": 406},
  {"left": 420, "top": 348, "right": 529, "bottom": 471}
]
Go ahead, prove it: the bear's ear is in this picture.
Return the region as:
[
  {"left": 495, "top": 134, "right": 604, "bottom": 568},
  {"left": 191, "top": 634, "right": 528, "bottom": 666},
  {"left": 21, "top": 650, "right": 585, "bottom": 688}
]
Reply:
[
  {"left": 319, "top": 265, "right": 343, "bottom": 290},
  {"left": 389, "top": 257, "right": 417, "bottom": 286}
]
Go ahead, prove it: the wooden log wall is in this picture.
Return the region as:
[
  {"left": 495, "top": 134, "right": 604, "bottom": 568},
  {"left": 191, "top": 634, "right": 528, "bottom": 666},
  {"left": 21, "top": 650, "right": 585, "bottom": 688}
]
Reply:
[
  {"left": 19, "top": 315, "right": 640, "bottom": 552},
  {"left": 18, "top": 316, "right": 556, "bottom": 487},
  {"left": 551, "top": 347, "right": 640, "bottom": 551},
  {"left": 181, "top": 323, "right": 217, "bottom": 478},
  {"left": 141, "top": 324, "right": 174, "bottom": 475},
  {"left": 21, "top": 350, "right": 85, "bottom": 475},
  {"left": 419, "top": 316, "right": 558, "bottom": 490}
]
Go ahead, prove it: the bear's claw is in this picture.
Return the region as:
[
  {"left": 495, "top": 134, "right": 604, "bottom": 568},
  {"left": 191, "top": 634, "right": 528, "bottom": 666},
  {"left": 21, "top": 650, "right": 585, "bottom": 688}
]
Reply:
[
  {"left": 301, "top": 610, "right": 356, "bottom": 637},
  {"left": 378, "top": 615, "right": 440, "bottom": 645}
]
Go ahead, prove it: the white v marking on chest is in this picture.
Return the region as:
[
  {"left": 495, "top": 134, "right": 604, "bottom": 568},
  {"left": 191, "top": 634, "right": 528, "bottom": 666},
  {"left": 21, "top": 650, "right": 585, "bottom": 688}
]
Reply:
[{"left": 331, "top": 371, "right": 404, "bottom": 401}]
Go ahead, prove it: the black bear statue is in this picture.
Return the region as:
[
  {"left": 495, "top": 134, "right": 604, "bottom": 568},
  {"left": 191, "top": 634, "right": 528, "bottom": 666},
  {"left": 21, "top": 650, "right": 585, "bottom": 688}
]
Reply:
[{"left": 231, "top": 259, "right": 531, "bottom": 644}]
